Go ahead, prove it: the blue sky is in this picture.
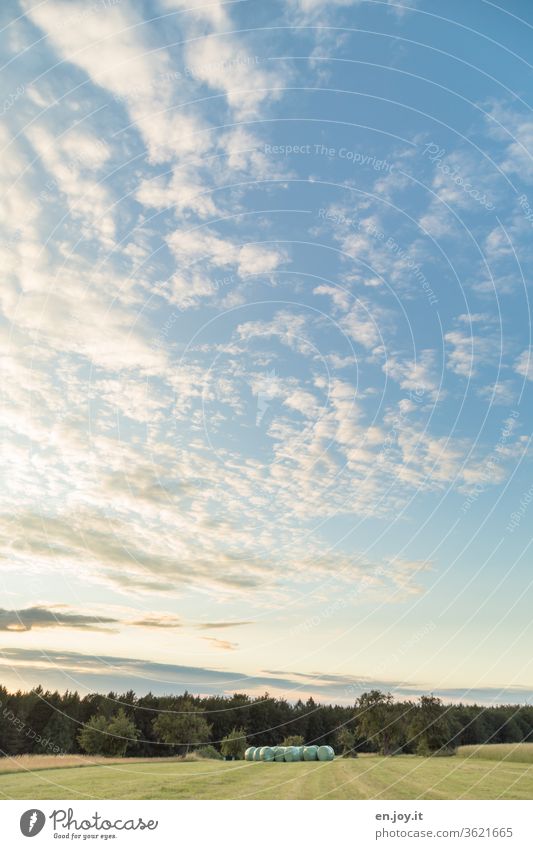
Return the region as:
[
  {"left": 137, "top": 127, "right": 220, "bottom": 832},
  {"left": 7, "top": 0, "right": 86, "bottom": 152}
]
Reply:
[{"left": 0, "top": 0, "right": 532, "bottom": 705}]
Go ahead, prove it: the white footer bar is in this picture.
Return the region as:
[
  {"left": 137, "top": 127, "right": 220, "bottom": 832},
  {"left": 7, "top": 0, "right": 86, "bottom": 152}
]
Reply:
[{"left": 2, "top": 799, "right": 532, "bottom": 848}]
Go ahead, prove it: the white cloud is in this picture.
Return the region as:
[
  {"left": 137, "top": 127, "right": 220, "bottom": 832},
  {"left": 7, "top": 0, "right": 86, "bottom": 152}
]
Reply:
[
  {"left": 313, "top": 283, "right": 352, "bottom": 312},
  {"left": 397, "top": 428, "right": 464, "bottom": 486},
  {"left": 478, "top": 380, "right": 517, "bottom": 406},
  {"left": 340, "top": 303, "right": 383, "bottom": 349},
  {"left": 288, "top": 0, "right": 358, "bottom": 11},
  {"left": 2, "top": 268, "right": 167, "bottom": 376},
  {"left": 418, "top": 201, "right": 455, "bottom": 239},
  {"left": 236, "top": 311, "right": 312, "bottom": 354},
  {"left": 515, "top": 349, "right": 533, "bottom": 381},
  {"left": 21, "top": 0, "right": 208, "bottom": 165},
  {"left": 25, "top": 125, "right": 115, "bottom": 246},
  {"left": 444, "top": 329, "right": 495, "bottom": 378},
  {"left": 164, "top": 228, "right": 285, "bottom": 306},
  {"left": 218, "top": 128, "right": 286, "bottom": 180},
  {"left": 158, "top": 0, "right": 230, "bottom": 27},
  {"left": 184, "top": 37, "right": 283, "bottom": 118},
  {"left": 384, "top": 349, "right": 440, "bottom": 401},
  {"left": 313, "top": 277, "right": 386, "bottom": 349},
  {"left": 484, "top": 225, "right": 513, "bottom": 263},
  {"left": 487, "top": 102, "right": 533, "bottom": 182},
  {"left": 238, "top": 244, "right": 284, "bottom": 276},
  {"left": 286, "top": 0, "right": 417, "bottom": 17},
  {"left": 136, "top": 169, "right": 219, "bottom": 219},
  {"left": 427, "top": 149, "right": 497, "bottom": 212},
  {"left": 458, "top": 312, "right": 492, "bottom": 324}
]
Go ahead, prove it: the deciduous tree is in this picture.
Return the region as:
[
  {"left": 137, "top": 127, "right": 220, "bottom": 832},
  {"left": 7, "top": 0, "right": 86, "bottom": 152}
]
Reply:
[
  {"left": 221, "top": 727, "right": 247, "bottom": 759},
  {"left": 152, "top": 700, "right": 211, "bottom": 753}
]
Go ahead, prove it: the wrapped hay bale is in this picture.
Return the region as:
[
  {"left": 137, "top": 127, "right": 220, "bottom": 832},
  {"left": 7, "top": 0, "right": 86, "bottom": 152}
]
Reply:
[
  {"left": 317, "top": 745, "right": 335, "bottom": 761},
  {"left": 246, "top": 743, "right": 329, "bottom": 762}
]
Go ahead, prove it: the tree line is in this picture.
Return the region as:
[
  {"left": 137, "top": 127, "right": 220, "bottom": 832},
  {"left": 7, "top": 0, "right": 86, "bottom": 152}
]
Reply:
[{"left": 1, "top": 685, "right": 532, "bottom": 759}]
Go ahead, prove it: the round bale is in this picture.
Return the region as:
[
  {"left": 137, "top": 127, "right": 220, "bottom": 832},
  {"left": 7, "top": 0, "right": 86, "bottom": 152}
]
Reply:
[
  {"left": 244, "top": 747, "right": 256, "bottom": 761},
  {"left": 260, "top": 746, "right": 275, "bottom": 761},
  {"left": 303, "top": 745, "right": 318, "bottom": 761},
  {"left": 317, "top": 745, "right": 335, "bottom": 761}
]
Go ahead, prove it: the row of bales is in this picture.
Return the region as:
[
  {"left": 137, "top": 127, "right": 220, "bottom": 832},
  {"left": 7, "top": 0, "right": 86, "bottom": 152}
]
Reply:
[{"left": 245, "top": 745, "right": 334, "bottom": 762}]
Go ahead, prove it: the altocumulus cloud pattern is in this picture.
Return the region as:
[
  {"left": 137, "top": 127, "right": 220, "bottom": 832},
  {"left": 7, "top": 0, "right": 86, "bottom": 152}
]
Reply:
[{"left": 0, "top": 0, "right": 532, "bottom": 707}]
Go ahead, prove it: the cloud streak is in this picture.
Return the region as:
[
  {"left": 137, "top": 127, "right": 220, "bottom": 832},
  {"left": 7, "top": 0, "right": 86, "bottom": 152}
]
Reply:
[
  {"left": 0, "top": 607, "right": 118, "bottom": 633},
  {"left": 0, "top": 607, "right": 184, "bottom": 633},
  {"left": 0, "top": 648, "right": 529, "bottom": 706}
]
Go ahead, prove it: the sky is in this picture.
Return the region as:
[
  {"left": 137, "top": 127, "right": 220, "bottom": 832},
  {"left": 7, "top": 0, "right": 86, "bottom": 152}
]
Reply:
[{"left": 0, "top": 0, "right": 532, "bottom": 706}]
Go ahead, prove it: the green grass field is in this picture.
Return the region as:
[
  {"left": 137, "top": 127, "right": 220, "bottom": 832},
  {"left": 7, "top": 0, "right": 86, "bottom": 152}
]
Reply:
[
  {"left": 1, "top": 746, "right": 533, "bottom": 799},
  {"left": 456, "top": 743, "right": 533, "bottom": 764}
]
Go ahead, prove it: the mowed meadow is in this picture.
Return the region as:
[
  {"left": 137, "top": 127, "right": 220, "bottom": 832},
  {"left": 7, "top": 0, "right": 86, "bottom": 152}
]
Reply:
[{"left": 1, "top": 746, "right": 533, "bottom": 800}]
